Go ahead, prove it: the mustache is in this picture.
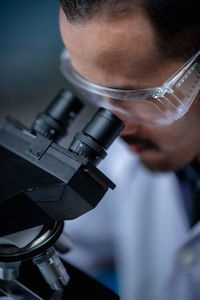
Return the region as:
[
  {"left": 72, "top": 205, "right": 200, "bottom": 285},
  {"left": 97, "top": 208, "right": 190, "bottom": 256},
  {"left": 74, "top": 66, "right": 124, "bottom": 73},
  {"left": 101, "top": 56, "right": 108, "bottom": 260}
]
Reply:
[{"left": 121, "top": 135, "right": 158, "bottom": 150}]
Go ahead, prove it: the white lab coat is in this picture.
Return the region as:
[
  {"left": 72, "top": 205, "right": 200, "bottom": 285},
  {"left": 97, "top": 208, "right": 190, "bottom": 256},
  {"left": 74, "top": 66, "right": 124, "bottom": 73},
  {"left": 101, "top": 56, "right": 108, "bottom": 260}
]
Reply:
[{"left": 64, "top": 138, "right": 200, "bottom": 300}]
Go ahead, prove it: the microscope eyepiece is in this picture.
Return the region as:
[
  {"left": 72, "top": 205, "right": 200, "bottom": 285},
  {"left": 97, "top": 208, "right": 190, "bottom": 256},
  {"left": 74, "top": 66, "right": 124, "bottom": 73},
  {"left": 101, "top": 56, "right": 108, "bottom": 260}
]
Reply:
[
  {"left": 32, "top": 90, "right": 83, "bottom": 141},
  {"left": 69, "top": 108, "right": 125, "bottom": 164}
]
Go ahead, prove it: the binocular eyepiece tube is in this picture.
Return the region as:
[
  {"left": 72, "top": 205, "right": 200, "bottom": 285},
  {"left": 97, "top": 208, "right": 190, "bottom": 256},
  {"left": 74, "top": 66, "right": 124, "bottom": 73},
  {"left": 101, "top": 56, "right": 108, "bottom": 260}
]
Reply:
[{"left": 69, "top": 107, "right": 124, "bottom": 164}]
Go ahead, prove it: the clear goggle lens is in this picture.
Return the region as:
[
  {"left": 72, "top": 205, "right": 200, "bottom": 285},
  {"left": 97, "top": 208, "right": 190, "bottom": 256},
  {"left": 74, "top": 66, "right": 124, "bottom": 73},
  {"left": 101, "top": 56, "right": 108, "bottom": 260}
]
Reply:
[{"left": 60, "top": 49, "right": 200, "bottom": 125}]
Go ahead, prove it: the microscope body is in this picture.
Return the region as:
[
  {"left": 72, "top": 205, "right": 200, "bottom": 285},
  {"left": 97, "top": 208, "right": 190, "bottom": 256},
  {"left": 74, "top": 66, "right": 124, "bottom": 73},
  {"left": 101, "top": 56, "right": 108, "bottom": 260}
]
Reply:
[
  {"left": 0, "top": 90, "right": 123, "bottom": 299},
  {"left": 0, "top": 116, "right": 114, "bottom": 237}
]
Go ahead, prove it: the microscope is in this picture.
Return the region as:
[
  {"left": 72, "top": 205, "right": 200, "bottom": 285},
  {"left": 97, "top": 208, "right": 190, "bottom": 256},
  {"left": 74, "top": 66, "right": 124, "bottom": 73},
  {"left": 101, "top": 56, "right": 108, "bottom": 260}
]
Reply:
[{"left": 0, "top": 89, "right": 124, "bottom": 299}]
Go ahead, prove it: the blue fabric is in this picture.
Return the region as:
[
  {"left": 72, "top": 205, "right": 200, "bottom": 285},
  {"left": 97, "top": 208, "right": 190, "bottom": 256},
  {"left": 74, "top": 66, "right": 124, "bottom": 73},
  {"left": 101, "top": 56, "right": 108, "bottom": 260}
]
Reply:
[{"left": 176, "top": 163, "right": 200, "bottom": 227}]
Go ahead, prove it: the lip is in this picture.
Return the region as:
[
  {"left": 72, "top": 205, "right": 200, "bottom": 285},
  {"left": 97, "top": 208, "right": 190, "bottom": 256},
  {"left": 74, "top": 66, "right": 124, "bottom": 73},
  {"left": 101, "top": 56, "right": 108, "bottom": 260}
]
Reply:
[
  {"left": 128, "top": 143, "right": 149, "bottom": 154},
  {"left": 121, "top": 135, "right": 158, "bottom": 155}
]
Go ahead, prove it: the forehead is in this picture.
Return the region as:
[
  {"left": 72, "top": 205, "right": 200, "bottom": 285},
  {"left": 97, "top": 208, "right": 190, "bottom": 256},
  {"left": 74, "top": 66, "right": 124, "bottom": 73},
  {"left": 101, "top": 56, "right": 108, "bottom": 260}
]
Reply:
[{"left": 59, "top": 8, "right": 176, "bottom": 87}]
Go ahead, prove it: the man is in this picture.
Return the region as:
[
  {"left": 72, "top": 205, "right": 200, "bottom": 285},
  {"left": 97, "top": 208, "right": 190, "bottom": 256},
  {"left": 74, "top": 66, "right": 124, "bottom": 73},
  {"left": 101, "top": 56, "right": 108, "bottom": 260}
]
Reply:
[{"left": 59, "top": 0, "right": 200, "bottom": 299}]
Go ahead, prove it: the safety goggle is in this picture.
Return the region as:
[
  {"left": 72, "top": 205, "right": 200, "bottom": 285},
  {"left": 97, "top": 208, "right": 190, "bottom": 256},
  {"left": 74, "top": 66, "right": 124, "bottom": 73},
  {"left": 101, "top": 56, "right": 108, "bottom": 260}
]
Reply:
[{"left": 60, "top": 48, "right": 200, "bottom": 125}]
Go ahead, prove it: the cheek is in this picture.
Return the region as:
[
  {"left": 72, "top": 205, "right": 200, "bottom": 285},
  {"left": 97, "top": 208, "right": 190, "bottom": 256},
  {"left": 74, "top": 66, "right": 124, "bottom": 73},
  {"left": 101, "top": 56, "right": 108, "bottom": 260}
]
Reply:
[
  {"left": 148, "top": 127, "right": 184, "bottom": 156},
  {"left": 149, "top": 118, "right": 199, "bottom": 164}
]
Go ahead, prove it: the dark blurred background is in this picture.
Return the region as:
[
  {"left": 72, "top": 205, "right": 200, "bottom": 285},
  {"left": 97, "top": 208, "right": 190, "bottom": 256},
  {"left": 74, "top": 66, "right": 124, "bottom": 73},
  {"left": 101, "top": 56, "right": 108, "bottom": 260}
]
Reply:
[{"left": 0, "top": 0, "right": 92, "bottom": 145}]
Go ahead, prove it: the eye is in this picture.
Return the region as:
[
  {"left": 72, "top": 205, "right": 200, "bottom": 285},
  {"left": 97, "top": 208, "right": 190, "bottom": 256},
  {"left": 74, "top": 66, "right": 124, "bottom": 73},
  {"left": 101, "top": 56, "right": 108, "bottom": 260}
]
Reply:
[{"left": 104, "top": 97, "right": 130, "bottom": 109}]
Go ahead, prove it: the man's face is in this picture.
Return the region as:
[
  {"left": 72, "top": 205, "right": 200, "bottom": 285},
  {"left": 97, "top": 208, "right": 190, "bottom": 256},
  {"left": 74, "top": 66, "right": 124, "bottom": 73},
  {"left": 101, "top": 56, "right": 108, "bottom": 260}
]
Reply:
[{"left": 59, "top": 7, "right": 200, "bottom": 172}]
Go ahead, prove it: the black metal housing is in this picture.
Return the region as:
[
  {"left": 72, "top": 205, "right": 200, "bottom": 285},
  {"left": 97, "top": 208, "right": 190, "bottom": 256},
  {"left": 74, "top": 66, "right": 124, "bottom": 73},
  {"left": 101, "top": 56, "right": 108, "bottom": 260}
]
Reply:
[
  {"left": 0, "top": 94, "right": 125, "bottom": 240},
  {"left": 0, "top": 116, "right": 118, "bottom": 237}
]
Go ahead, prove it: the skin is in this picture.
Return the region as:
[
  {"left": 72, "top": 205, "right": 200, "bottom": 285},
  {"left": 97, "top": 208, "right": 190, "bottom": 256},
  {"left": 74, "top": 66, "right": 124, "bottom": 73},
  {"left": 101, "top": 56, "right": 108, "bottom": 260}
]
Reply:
[{"left": 59, "top": 7, "right": 200, "bottom": 172}]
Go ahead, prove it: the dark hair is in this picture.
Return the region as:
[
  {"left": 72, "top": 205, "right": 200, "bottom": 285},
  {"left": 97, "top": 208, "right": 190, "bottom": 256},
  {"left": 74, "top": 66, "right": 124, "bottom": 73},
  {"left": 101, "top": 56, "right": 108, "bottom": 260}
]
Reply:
[
  {"left": 60, "top": 0, "right": 200, "bottom": 59},
  {"left": 60, "top": 0, "right": 135, "bottom": 22}
]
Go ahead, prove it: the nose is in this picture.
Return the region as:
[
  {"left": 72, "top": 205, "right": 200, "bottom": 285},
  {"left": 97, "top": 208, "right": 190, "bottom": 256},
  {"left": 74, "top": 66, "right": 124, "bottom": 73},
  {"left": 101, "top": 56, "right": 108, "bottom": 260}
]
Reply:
[
  {"left": 111, "top": 111, "right": 141, "bottom": 135},
  {"left": 103, "top": 98, "right": 141, "bottom": 133},
  {"left": 120, "top": 120, "right": 141, "bottom": 135}
]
